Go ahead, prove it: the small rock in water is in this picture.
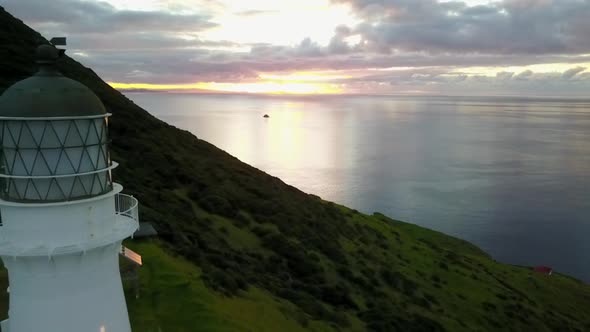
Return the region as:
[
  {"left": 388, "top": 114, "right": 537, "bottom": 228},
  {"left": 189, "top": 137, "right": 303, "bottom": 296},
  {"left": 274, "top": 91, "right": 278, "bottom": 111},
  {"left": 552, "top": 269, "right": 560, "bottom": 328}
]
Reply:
[{"left": 263, "top": 114, "right": 270, "bottom": 118}]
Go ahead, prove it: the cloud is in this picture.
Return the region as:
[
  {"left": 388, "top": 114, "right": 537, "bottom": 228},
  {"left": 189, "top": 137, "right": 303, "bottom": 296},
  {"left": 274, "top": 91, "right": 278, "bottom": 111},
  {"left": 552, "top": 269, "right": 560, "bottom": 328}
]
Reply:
[
  {"left": 3, "top": 0, "right": 590, "bottom": 96},
  {"left": 332, "top": 0, "right": 590, "bottom": 55},
  {"left": 496, "top": 71, "right": 514, "bottom": 80},
  {"left": 1, "top": 0, "right": 226, "bottom": 81},
  {"left": 235, "top": 9, "right": 279, "bottom": 16},
  {"left": 561, "top": 66, "right": 586, "bottom": 80},
  {"left": 514, "top": 70, "right": 534, "bottom": 80},
  {"left": 328, "top": 25, "right": 354, "bottom": 54},
  {"left": 2, "top": 0, "right": 216, "bottom": 33},
  {"left": 295, "top": 38, "right": 324, "bottom": 57}
]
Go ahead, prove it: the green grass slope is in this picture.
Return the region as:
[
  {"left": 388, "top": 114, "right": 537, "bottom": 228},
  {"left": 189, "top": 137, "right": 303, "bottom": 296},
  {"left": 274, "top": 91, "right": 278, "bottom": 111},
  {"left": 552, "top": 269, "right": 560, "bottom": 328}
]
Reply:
[{"left": 2, "top": 6, "right": 590, "bottom": 331}]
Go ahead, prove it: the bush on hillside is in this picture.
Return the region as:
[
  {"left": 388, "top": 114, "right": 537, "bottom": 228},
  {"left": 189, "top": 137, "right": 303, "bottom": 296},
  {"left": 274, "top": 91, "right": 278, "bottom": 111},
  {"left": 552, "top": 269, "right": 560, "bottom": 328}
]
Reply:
[{"left": 198, "top": 195, "right": 236, "bottom": 217}]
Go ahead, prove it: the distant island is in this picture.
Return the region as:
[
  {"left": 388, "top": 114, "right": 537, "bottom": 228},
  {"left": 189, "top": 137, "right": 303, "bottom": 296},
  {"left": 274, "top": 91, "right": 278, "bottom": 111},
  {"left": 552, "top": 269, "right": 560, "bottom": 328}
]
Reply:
[{"left": 1, "top": 6, "right": 590, "bottom": 332}]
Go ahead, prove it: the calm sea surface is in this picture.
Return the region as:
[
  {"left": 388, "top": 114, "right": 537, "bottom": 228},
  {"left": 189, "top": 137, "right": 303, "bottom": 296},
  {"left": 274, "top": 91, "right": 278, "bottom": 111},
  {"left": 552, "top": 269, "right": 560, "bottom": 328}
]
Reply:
[{"left": 130, "top": 93, "right": 590, "bottom": 281}]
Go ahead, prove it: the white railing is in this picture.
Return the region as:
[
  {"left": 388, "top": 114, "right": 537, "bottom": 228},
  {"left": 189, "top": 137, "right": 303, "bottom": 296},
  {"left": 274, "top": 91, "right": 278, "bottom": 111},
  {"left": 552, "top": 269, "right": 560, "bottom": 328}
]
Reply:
[
  {"left": 0, "top": 193, "right": 140, "bottom": 257},
  {"left": 115, "top": 193, "right": 139, "bottom": 223}
]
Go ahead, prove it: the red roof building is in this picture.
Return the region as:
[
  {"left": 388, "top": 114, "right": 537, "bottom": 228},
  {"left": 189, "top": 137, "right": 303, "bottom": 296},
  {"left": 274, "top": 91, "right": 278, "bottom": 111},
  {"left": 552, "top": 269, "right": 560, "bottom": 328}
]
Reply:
[{"left": 534, "top": 266, "right": 553, "bottom": 275}]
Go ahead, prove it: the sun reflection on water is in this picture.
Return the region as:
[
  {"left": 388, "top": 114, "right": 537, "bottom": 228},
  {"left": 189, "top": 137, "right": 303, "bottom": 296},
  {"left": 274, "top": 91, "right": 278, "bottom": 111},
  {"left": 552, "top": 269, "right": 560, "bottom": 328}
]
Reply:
[{"left": 265, "top": 102, "right": 306, "bottom": 168}]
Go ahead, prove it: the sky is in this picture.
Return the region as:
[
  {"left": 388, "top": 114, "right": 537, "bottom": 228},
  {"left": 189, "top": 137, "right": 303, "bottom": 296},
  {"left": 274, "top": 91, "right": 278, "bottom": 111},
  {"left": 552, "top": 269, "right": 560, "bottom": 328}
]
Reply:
[{"left": 3, "top": 0, "right": 590, "bottom": 96}]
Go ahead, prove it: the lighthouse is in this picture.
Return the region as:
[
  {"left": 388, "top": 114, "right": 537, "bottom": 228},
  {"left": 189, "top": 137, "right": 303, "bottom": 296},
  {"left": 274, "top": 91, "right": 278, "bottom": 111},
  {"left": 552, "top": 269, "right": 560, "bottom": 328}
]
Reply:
[{"left": 0, "top": 42, "right": 139, "bottom": 331}]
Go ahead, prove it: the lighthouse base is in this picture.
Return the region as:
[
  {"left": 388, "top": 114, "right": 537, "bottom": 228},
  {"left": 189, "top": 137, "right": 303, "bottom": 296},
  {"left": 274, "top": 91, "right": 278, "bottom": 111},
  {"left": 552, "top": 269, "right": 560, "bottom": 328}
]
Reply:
[{"left": 2, "top": 242, "right": 131, "bottom": 332}]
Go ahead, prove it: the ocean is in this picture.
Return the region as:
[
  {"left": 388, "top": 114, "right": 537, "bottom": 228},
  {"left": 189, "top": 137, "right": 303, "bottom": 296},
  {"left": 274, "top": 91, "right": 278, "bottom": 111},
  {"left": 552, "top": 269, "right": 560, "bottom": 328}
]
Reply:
[{"left": 129, "top": 92, "right": 590, "bottom": 282}]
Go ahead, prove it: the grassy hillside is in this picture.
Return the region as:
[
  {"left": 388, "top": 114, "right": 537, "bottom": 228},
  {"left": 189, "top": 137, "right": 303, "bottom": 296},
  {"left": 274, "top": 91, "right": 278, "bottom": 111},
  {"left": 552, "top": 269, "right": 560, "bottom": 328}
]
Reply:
[{"left": 2, "top": 6, "right": 590, "bottom": 331}]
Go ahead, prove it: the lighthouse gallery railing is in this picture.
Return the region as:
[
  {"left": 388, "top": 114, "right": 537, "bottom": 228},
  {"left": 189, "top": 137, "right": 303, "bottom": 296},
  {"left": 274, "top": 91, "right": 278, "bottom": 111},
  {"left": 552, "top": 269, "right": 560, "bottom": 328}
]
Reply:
[
  {"left": 115, "top": 193, "right": 139, "bottom": 223},
  {"left": 0, "top": 193, "right": 139, "bottom": 257}
]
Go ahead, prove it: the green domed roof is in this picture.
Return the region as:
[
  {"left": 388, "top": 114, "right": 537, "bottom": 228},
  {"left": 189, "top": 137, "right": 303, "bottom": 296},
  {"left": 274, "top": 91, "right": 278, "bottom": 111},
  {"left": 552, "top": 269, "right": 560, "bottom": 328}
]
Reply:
[
  {"left": 0, "top": 76, "right": 107, "bottom": 118},
  {"left": 0, "top": 45, "right": 106, "bottom": 118}
]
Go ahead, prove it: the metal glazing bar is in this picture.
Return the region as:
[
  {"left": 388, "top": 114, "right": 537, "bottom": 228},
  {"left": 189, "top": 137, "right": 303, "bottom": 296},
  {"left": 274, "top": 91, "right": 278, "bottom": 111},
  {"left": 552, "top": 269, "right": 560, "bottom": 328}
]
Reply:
[{"left": 0, "top": 162, "right": 119, "bottom": 179}]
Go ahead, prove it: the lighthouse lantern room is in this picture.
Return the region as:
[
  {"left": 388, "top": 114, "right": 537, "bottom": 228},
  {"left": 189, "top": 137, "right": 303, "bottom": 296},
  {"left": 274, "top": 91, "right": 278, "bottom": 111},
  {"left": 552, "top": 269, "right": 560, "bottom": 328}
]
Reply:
[{"left": 0, "top": 41, "right": 139, "bottom": 332}]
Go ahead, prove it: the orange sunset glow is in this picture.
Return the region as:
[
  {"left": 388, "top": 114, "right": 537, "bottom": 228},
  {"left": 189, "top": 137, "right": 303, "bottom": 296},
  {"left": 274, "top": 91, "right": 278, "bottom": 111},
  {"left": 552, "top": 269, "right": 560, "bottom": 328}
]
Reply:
[
  {"left": 109, "top": 72, "right": 344, "bottom": 94},
  {"left": 109, "top": 81, "right": 342, "bottom": 94}
]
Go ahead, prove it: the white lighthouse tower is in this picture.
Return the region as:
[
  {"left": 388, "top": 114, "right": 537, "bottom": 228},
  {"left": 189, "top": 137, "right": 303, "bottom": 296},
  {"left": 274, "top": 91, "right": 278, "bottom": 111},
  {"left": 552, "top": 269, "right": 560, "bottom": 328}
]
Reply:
[{"left": 0, "top": 43, "right": 139, "bottom": 331}]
